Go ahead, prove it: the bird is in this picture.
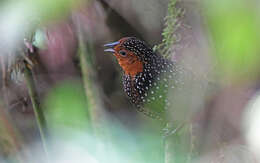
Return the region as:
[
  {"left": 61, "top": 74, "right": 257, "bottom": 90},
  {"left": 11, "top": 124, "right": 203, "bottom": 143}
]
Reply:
[{"left": 104, "top": 37, "right": 184, "bottom": 121}]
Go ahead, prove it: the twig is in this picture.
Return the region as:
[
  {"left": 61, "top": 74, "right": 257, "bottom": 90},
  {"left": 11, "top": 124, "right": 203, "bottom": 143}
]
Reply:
[{"left": 23, "top": 64, "right": 49, "bottom": 159}]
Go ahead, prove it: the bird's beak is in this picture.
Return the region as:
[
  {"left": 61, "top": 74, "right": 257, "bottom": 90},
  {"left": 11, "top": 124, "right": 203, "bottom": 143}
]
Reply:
[{"left": 104, "top": 41, "right": 120, "bottom": 53}]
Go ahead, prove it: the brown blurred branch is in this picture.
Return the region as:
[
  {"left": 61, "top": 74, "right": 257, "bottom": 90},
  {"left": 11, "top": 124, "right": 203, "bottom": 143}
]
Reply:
[{"left": 0, "top": 104, "right": 24, "bottom": 163}]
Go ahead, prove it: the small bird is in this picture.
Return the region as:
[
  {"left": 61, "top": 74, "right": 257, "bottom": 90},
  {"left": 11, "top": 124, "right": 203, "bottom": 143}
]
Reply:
[{"left": 104, "top": 37, "right": 183, "bottom": 120}]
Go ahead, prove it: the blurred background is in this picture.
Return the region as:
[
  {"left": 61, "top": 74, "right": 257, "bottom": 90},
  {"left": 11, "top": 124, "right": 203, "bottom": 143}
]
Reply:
[{"left": 0, "top": 0, "right": 260, "bottom": 162}]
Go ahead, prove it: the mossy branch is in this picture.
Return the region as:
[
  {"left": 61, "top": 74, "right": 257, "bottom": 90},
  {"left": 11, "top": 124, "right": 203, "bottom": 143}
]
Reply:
[
  {"left": 152, "top": 1, "right": 188, "bottom": 163},
  {"left": 153, "top": 0, "right": 185, "bottom": 59}
]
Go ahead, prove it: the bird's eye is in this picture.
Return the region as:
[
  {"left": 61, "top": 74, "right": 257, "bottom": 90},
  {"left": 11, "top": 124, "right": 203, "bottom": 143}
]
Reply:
[{"left": 119, "top": 50, "right": 127, "bottom": 57}]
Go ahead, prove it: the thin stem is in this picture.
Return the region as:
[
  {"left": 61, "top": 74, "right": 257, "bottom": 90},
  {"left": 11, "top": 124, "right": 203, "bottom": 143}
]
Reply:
[
  {"left": 77, "top": 31, "right": 106, "bottom": 136},
  {"left": 23, "top": 65, "right": 49, "bottom": 159},
  {"left": 74, "top": 17, "right": 111, "bottom": 159}
]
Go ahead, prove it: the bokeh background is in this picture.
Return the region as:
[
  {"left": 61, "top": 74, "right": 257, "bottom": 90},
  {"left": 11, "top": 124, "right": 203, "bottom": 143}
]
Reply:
[{"left": 0, "top": 0, "right": 260, "bottom": 162}]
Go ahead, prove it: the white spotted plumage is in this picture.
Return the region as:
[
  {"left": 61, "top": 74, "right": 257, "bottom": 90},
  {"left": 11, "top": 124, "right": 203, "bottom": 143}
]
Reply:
[{"left": 120, "top": 37, "right": 183, "bottom": 119}]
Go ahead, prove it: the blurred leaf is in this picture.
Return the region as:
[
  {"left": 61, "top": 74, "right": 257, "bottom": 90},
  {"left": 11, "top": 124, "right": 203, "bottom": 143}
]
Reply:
[
  {"left": 104, "top": 120, "right": 164, "bottom": 163},
  {"left": 44, "top": 80, "right": 91, "bottom": 138},
  {"left": 204, "top": 0, "right": 260, "bottom": 82},
  {"left": 33, "top": 29, "right": 47, "bottom": 49},
  {"left": 26, "top": 0, "right": 81, "bottom": 22}
]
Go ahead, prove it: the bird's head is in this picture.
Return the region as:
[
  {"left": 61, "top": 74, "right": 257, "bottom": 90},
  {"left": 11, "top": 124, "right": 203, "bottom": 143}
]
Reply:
[{"left": 104, "top": 37, "right": 156, "bottom": 77}]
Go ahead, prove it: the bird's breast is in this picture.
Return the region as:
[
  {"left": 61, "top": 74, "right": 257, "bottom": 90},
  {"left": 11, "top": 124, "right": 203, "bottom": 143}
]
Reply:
[
  {"left": 118, "top": 58, "right": 143, "bottom": 78},
  {"left": 122, "top": 59, "right": 178, "bottom": 109}
]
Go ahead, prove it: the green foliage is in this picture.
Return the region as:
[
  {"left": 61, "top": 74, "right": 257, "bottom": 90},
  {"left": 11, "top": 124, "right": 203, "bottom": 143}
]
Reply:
[
  {"left": 204, "top": 0, "right": 260, "bottom": 83},
  {"left": 153, "top": 0, "right": 184, "bottom": 59},
  {"left": 43, "top": 80, "right": 165, "bottom": 162},
  {"left": 26, "top": 0, "right": 81, "bottom": 22},
  {"left": 44, "top": 80, "right": 91, "bottom": 138}
]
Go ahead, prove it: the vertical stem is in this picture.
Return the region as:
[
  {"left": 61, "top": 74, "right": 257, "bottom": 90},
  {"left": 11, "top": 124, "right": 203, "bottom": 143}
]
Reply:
[
  {"left": 77, "top": 31, "right": 99, "bottom": 133},
  {"left": 75, "top": 18, "right": 111, "bottom": 160},
  {"left": 1, "top": 56, "right": 10, "bottom": 106},
  {"left": 23, "top": 66, "right": 49, "bottom": 158},
  {"left": 78, "top": 34, "right": 107, "bottom": 136},
  {"left": 164, "top": 138, "right": 174, "bottom": 163}
]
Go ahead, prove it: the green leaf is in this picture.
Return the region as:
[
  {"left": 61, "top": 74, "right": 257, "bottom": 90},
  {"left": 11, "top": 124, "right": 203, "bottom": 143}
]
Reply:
[{"left": 44, "top": 80, "right": 91, "bottom": 139}]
